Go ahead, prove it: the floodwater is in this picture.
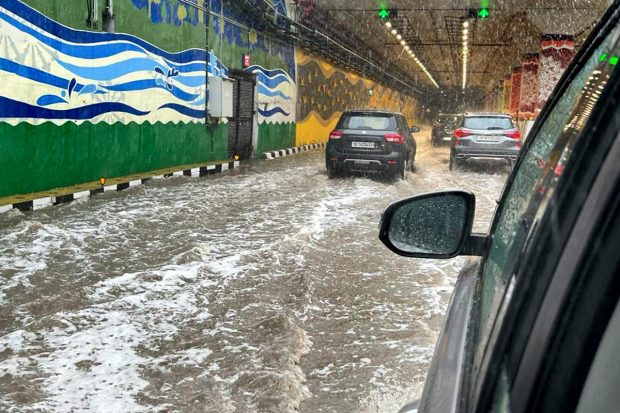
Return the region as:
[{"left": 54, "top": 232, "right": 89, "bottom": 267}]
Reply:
[{"left": 0, "top": 131, "right": 509, "bottom": 413}]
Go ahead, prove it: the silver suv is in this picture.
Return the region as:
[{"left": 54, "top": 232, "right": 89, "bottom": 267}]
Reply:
[{"left": 449, "top": 113, "right": 521, "bottom": 170}]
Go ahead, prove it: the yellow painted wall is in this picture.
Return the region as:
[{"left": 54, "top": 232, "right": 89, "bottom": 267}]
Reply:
[{"left": 295, "top": 50, "right": 419, "bottom": 146}]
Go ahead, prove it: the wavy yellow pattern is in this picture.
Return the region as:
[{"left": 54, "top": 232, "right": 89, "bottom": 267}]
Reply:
[
  {"left": 296, "top": 111, "right": 341, "bottom": 145},
  {"left": 296, "top": 50, "right": 373, "bottom": 87}
]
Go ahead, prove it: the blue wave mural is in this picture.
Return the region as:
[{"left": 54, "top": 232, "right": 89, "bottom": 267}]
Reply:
[
  {"left": 0, "top": 1, "right": 296, "bottom": 125},
  {"left": 244, "top": 65, "right": 295, "bottom": 122},
  {"left": 0, "top": 1, "right": 206, "bottom": 124},
  {"left": 258, "top": 107, "right": 290, "bottom": 118},
  {"left": 102, "top": 80, "right": 201, "bottom": 103},
  {"left": 0, "top": 2, "right": 206, "bottom": 64},
  {"left": 158, "top": 103, "right": 205, "bottom": 119},
  {"left": 257, "top": 86, "right": 292, "bottom": 101},
  {"left": 0, "top": 96, "right": 150, "bottom": 120}
]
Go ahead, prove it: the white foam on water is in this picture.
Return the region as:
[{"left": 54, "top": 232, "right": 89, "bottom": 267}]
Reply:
[
  {"left": 29, "top": 310, "right": 150, "bottom": 413},
  {"left": 1, "top": 138, "right": 509, "bottom": 412}
]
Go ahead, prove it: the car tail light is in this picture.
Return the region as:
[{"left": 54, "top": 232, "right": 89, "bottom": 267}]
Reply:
[
  {"left": 329, "top": 130, "right": 343, "bottom": 140},
  {"left": 384, "top": 133, "right": 404, "bottom": 144},
  {"left": 504, "top": 130, "right": 522, "bottom": 140},
  {"left": 453, "top": 128, "right": 472, "bottom": 139}
]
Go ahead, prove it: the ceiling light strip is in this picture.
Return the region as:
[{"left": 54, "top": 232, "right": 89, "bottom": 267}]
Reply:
[
  {"left": 385, "top": 22, "right": 440, "bottom": 88},
  {"left": 462, "top": 21, "right": 469, "bottom": 90}
]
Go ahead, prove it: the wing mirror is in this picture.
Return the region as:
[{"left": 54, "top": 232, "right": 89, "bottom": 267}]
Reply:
[
  {"left": 410, "top": 126, "right": 421, "bottom": 133},
  {"left": 379, "top": 190, "right": 486, "bottom": 258}
]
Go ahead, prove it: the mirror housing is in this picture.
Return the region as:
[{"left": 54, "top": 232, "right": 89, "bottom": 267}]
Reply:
[
  {"left": 379, "top": 190, "right": 484, "bottom": 258},
  {"left": 410, "top": 126, "right": 421, "bottom": 133}
]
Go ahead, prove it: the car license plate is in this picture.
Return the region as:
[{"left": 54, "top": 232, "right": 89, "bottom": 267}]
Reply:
[
  {"left": 351, "top": 141, "right": 375, "bottom": 148},
  {"left": 443, "top": 137, "right": 452, "bottom": 141},
  {"left": 477, "top": 136, "right": 500, "bottom": 142}
]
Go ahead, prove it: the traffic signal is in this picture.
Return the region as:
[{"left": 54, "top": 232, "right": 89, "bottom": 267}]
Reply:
[
  {"left": 469, "top": 0, "right": 490, "bottom": 19},
  {"left": 378, "top": 6, "right": 397, "bottom": 20},
  {"left": 479, "top": 0, "right": 490, "bottom": 18}
]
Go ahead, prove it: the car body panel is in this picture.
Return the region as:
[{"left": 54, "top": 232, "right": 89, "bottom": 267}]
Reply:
[
  {"left": 326, "top": 110, "right": 416, "bottom": 176},
  {"left": 392, "top": 3, "right": 620, "bottom": 412},
  {"left": 409, "top": 258, "right": 480, "bottom": 413},
  {"left": 432, "top": 114, "right": 460, "bottom": 145},
  {"left": 451, "top": 114, "right": 521, "bottom": 165}
]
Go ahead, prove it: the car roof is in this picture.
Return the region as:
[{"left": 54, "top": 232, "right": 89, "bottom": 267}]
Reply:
[
  {"left": 464, "top": 112, "right": 511, "bottom": 118},
  {"left": 343, "top": 109, "right": 402, "bottom": 116}
]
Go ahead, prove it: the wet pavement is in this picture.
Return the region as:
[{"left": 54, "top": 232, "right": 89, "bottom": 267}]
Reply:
[{"left": 0, "top": 131, "right": 509, "bottom": 413}]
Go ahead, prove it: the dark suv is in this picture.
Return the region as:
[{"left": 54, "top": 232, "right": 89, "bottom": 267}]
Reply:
[
  {"left": 431, "top": 113, "right": 460, "bottom": 146},
  {"left": 325, "top": 110, "right": 419, "bottom": 179}
]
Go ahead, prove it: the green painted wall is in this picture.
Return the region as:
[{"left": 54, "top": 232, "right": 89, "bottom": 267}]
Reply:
[
  {"left": 0, "top": 122, "right": 227, "bottom": 198},
  {"left": 1, "top": 1, "right": 220, "bottom": 199},
  {"left": 21, "top": 0, "right": 205, "bottom": 50},
  {"left": 257, "top": 122, "right": 296, "bottom": 154},
  {"left": 0, "top": 1, "right": 298, "bottom": 200}
]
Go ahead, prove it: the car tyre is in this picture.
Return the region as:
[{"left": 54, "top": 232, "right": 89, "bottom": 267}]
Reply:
[
  {"left": 397, "top": 160, "right": 407, "bottom": 180},
  {"left": 449, "top": 151, "right": 462, "bottom": 171},
  {"left": 327, "top": 165, "right": 339, "bottom": 179}
]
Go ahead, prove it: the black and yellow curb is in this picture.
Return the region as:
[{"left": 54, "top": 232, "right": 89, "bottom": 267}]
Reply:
[
  {"left": 0, "top": 160, "right": 241, "bottom": 213},
  {"left": 263, "top": 143, "right": 326, "bottom": 160}
]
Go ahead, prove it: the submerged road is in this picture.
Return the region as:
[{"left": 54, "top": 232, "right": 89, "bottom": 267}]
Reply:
[{"left": 0, "top": 132, "right": 509, "bottom": 412}]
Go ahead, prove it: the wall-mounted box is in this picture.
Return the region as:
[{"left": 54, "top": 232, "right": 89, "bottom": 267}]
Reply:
[{"left": 208, "top": 76, "right": 234, "bottom": 118}]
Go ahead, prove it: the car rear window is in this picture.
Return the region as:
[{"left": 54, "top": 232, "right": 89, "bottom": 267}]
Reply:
[
  {"left": 463, "top": 116, "right": 513, "bottom": 130},
  {"left": 340, "top": 114, "right": 396, "bottom": 130}
]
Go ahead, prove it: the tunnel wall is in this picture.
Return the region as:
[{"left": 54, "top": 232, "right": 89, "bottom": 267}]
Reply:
[
  {"left": 295, "top": 50, "right": 420, "bottom": 146},
  {"left": 208, "top": 0, "right": 296, "bottom": 154},
  {"left": 0, "top": 0, "right": 296, "bottom": 199},
  {"left": 0, "top": 0, "right": 217, "bottom": 198}
]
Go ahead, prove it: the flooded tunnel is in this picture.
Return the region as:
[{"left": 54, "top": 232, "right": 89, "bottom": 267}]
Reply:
[{"left": 0, "top": 0, "right": 617, "bottom": 412}]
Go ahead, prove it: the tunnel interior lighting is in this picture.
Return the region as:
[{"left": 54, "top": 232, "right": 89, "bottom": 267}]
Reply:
[
  {"left": 385, "top": 22, "right": 440, "bottom": 88},
  {"left": 462, "top": 20, "right": 469, "bottom": 89}
]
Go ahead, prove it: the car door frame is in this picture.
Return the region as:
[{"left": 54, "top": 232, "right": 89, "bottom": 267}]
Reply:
[
  {"left": 396, "top": 115, "right": 412, "bottom": 157},
  {"left": 513, "top": 107, "right": 620, "bottom": 413},
  {"left": 465, "top": 3, "right": 620, "bottom": 411},
  {"left": 407, "top": 4, "right": 620, "bottom": 413}
]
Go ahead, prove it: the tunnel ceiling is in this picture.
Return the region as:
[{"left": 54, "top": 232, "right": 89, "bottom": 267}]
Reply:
[{"left": 310, "top": 0, "right": 612, "bottom": 93}]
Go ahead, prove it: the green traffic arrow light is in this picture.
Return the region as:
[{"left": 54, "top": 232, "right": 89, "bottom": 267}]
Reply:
[
  {"left": 478, "top": 8, "right": 489, "bottom": 18},
  {"left": 379, "top": 8, "right": 389, "bottom": 19}
]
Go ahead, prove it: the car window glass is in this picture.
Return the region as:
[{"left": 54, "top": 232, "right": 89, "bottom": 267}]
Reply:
[
  {"left": 341, "top": 114, "right": 394, "bottom": 130},
  {"left": 463, "top": 117, "right": 513, "bottom": 130},
  {"left": 488, "top": 367, "right": 511, "bottom": 413},
  {"left": 400, "top": 116, "right": 409, "bottom": 131},
  {"left": 400, "top": 116, "right": 413, "bottom": 142},
  {"left": 576, "top": 299, "right": 620, "bottom": 413},
  {"left": 475, "top": 27, "right": 620, "bottom": 366}
]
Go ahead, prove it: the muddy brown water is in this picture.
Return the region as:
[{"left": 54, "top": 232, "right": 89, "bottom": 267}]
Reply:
[{"left": 0, "top": 135, "right": 508, "bottom": 412}]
